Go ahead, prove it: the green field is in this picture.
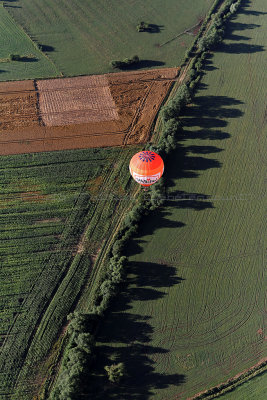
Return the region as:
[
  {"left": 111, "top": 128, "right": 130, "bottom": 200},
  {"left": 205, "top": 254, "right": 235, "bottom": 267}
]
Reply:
[
  {"left": 221, "top": 370, "right": 267, "bottom": 399},
  {"left": 88, "top": 1, "right": 267, "bottom": 398},
  {"left": 0, "top": 146, "right": 140, "bottom": 399},
  {"left": 0, "top": 3, "right": 60, "bottom": 81},
  {"left": 7, "top": 0, "right": 214, "bottom": 77}
]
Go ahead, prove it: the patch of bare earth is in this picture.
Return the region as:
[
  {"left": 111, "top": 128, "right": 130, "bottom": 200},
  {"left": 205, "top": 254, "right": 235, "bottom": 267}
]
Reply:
[
  {"left": 0, "top": 68, "right": 179, "bottom": 155},
  {"left": 0, "top": 80, "right": 39, "bottom": 131},
  {"left": 37, "top": 75, "right": 118, "bottom": 126}
]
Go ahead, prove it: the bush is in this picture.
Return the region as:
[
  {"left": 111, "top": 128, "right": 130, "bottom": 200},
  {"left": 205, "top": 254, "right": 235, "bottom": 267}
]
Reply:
[
  {"left": 131, "top": 55, "right": 140, "bottom": 63},
  {"left": 110, "top": 60, "right": 124, "bottom": 69},
  {"left": 66, "top": 347, "right": 87, "bottom": 368},
  {"left": 75, "top": 333, "right": 94, "bottom": 353},
  {"left": 198, "top": 26, "right": 224, "bottom": 51},
  {"left": 104, "top": 362, "right": 125, "bottom": 383},
  {"left": 111, "top": 239, "right": 124, "bottom": 256},
  {"left": 110, "top": 55, "right": 140, "bottom": 69},
  {"left": 67, "top": 312, "right": 88, "bottom": 335},
  {"left": 161, "top": 84, "right": 191, "bottom": 121},
  {"left": 230, "top": 2, "right": 239, "bottom": 13},
  {"left": 137, "top": 21, "right": 149, "bottom": 32},
  {"left": 189, "top": 68, "right": 197, "bottom": 80},
  {"left": 9, "top": 54, "right": 21, "bottom": 61},
  {"left": 100, "top": 279, "right": 116, "bottom": 297}
]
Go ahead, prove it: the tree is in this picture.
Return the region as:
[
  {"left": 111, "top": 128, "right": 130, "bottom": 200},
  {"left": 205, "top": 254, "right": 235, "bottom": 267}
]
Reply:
[
  {"left": 9, "top": 54, "right": 21, "bottom": 61},
  {"left": 104, "top": 362, "right": 125, "bottom": 383},
  {"left": 110, "top": 60, "right": 124, "bottom": 69},
  {"left": 110, "top": 56, "right": 140, "bottom": 69},
  {"left": 132, "top": 55, "right": 140, "bottom": 63},
  {"left": 230, "top": 2, "right": 238, "bottom": 13},
  {"left": 75, "top": 333, "right": 94, "bottom": 353},
  {"left": 67, "top": 312, "right": 88, "bottom": 334},
  {"left": 137, "top": 21, "right": 149, "bottom": 32}
]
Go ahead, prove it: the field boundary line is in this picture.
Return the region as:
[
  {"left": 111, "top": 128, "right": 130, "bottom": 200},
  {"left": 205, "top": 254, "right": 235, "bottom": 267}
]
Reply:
[
  {"left": 159, "top": 19, "right": 204, "bottom": 47},
  {"left": 188, "top": 359, "right": 267, "bottom": 399}
]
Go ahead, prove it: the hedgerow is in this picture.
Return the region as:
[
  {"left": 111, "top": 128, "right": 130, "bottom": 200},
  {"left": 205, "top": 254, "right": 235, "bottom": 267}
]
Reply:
[
  {"left": 192, "top": 360, "right": 267, "bottom": 399},
  {"left": 50, "top": 311, "right": 97, "bottom": 400},
  {"left": 50, "top": 1, "right": 244, "bottom": 398}
]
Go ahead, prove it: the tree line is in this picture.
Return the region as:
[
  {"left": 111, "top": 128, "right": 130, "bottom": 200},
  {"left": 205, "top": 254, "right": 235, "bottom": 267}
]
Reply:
[{"left": 50, "top": 1, "right": 243, "bottom": 398}]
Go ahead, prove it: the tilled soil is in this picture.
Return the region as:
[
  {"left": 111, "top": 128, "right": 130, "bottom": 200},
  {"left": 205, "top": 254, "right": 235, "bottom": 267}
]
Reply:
[
  {"left": 0, "top": 80, "right": 39, "bottom": 131},
  {"left": 0, "top": 68, "right": 179, "bottom": 155}
]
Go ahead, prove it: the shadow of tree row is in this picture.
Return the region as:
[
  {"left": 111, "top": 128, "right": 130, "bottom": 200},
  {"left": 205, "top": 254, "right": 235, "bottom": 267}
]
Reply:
[
  {"left": 81, "top": 2, "right": 265, "bottom": 397},
  {"left": 239, "top": 0, "right": 267, "bottom": 16},
  {"left": 82, "top": 88, "right": 245, "bottom": 398},
  {"left": 216, "top": 0, "right": 265, "bottom": 53},
  {"left": 83, "top": 262, "right": 185, "bottom": 399}
]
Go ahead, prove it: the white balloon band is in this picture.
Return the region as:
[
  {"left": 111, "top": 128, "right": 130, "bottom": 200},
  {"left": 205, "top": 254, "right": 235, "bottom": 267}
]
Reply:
[{"left": 131, "top": 170, "right": 161, "bottom": 185}]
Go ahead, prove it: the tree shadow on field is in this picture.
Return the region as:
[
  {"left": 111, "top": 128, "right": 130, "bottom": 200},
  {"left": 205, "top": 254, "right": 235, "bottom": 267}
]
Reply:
[
  {"left": 161, "top": 88, "right": 245, "bottom": 217},
  {"left": 224, "top": 21, "right": 259, "bottom": 42},
  {"left": 202, "top": 55, "right": 218, "bottom": 71},
  {"left": 216, "top": 1, "right": 265, "bottom": 54},
  {"left": 239, "top": 0, "right": 267, "bottom": 16},
  {"left": 120, "top": 60, "right": 165, "bottom": 70},
  {"left": 124, "top": 208, "right": 186, "bottom": 258},
  {"left": 39, "top": 44, "right": 55, "bottom": 52},
  {"left": 17, "top": 56, "right": 38, "bottom": 62},
  {"left": 146, "top": 24, "right": 164, "bottom": 33},
  {"left": 218, "top": 42, "right": 264, "bottom": 54},
  {"left": 83, "top": 262, "right": 185, "bottom": 399}
]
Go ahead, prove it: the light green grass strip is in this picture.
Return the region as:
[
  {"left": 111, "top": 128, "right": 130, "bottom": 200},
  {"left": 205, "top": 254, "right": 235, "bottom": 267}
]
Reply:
[{"left": 0, "top": 4, "right": 60, "bottom": 81}]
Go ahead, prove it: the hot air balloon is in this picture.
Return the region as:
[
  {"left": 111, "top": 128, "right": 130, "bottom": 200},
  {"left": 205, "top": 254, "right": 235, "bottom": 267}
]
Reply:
[{"left": 129, "top": 151, "right": 164, "bottom": 187}]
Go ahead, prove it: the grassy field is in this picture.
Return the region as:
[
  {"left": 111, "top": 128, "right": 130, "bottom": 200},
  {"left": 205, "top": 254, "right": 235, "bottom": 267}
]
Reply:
[
  {"left": 7, "top": 0, "right": 214, "bottom": 77},
  {"left": 0, "top": 146, "right": 140, "bottom": 399},
  {"left": 88, "top": 1, "right": 267, "bottom": 398},
  {"left": 220, "top": 370, "right": 267, "bottom": 399},
  {"left": 0, "top": 4, "right": 60, "bottom": 81}
]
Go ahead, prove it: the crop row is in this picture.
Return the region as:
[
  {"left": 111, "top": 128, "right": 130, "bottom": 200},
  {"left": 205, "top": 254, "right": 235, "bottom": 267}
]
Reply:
[
  {"left": 0, "top": 146, "right": 136, "bottom": 398},
  {"left": 0, "top": 225, "right": 62, "bottom": 240},
  {"left": 0, "top": 147, "right": 118, "bottom": 170}
]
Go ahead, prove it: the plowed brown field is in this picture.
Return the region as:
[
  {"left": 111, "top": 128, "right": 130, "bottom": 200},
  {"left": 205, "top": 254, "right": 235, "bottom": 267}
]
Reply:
[
  {"left": 0, "top": 80, "right": 39, "bottom": 131},
  {"left": 0, "top": 68, "right": 179, "bottom": 155}
]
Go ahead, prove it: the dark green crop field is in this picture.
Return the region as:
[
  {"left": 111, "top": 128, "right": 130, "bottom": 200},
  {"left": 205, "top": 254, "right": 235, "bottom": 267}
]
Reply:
[
  {"left": 0, "top": 146, "right": 139, "bottom": 399},
  {"left": 6, "top": 0, "right": 214, "bottom": 77},
  {"left": 89, "top": 1, "right": 267, "bottom": 399}
]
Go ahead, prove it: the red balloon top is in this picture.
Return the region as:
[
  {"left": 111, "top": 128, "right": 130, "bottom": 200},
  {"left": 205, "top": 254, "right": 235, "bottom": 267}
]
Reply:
[{"left": 129, "top": 151, "right": 164, "bottom": 176}]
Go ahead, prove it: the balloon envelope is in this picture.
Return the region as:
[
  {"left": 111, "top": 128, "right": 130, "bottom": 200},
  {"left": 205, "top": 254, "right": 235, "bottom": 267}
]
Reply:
[{"left": 129, "top": 151, "right": 164, "bottom": 187}]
